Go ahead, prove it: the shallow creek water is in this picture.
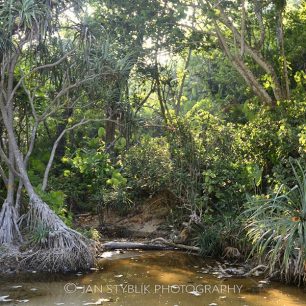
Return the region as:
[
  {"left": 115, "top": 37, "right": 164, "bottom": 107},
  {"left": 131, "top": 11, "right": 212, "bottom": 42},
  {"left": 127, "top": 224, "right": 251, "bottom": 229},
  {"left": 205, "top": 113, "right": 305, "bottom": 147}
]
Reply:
[{"left": 0, "top": 250, "right": 306, "bottom": 305}]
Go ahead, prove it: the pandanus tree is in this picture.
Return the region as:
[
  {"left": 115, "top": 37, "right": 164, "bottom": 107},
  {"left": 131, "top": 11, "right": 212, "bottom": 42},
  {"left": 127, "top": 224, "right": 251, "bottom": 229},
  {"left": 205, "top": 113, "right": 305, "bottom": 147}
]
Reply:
[
  {"left": 0, "top": 0, "right": 100, "bottom": 271},
  {"left": 88, "top": 0, "right": 187, "bottom": 146}
]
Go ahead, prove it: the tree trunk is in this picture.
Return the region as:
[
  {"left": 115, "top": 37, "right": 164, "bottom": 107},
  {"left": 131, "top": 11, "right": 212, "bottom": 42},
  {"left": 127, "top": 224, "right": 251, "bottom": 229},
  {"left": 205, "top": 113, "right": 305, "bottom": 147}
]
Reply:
[
  {"left": 105, "top": 81, "right": 121, "bottom": 151},
  {"left": 0, "top": 54, "right": 22, "bottom": 245},
  {"left": 0, "top": 199, "right": 22, "bottom": 244},
  {"left": 176, "top": 47, "right": 192, "bottom": 115},
  {"left": 0, "top": 98, "right": 95, "bottom": 272},
  {"left": 214, "top": 20, "right": 274, "bottom": 105},
  {"left": 0, "top": 151, "right": 22, "bottom": 244},
  {"left": 276, "top": 7, "right": 290, "bottom": 99},
  {"left": 202, "top": 0, "right": 285, "bottom": 104},
  {"left": 54, "top": 107, "right": 74, "bottom": 162},
  {"left": 105, "top": 111, "right": 117, "bottom": 150}
]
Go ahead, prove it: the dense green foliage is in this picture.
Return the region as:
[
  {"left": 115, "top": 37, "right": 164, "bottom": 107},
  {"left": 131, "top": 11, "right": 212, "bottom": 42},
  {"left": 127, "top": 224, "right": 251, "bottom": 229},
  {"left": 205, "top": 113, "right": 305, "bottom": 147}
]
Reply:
[{"left": 124, "top": 137, "right": 172, "bottom": 195}]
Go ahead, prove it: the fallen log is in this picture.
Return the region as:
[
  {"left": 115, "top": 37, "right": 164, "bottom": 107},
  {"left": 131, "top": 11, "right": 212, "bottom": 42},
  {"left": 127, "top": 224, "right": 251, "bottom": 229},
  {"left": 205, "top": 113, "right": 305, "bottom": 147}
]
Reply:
[
  {"left": 102, "top": 241, "right": 174, "bottom": 250},
  {"left": 101, "top": 238, "right": 201, "bottom": 253}
]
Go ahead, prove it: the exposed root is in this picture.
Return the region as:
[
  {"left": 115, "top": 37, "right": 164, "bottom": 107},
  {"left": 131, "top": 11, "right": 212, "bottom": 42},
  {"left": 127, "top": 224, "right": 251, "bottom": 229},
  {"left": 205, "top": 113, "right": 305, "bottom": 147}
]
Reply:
[
  {"left": 19, "top": 246, "right": 93, "bottom": 272},
  {"left": 0, "top": 200, "right": 22, "bottom": 245},
  {"left": 0, "top": 244, "right": 23, "bottom": 273},
  {"left": 19, "top": 194, "right": 95, "bottom": 272}
]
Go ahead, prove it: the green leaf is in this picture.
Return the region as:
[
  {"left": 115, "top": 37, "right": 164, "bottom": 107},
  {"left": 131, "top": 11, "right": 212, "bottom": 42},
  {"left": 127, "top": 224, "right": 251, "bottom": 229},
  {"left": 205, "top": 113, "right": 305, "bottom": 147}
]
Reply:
[{"left": 98, "top": 127, "right": 105, "bottom": 138}]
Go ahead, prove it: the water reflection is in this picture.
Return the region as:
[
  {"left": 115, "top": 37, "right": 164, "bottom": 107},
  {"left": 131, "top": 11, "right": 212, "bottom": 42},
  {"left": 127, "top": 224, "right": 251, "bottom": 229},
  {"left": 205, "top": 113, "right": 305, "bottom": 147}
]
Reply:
[{"left": 0, "top": 251, "right": 305, "bottom": 305}]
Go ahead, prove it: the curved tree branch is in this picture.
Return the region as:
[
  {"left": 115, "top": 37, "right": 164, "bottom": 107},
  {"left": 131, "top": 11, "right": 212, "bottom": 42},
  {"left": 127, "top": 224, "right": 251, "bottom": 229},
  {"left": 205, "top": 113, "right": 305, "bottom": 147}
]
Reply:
[{"left": 41, "top": 118, "right": 119, "bottom": 191}]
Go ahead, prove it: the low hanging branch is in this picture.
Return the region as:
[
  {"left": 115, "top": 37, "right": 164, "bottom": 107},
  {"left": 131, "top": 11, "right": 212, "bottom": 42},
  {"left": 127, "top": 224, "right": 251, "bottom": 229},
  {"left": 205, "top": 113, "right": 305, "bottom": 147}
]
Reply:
[{"left": 41, "top": 119, "right": 91, "bottom": 191}]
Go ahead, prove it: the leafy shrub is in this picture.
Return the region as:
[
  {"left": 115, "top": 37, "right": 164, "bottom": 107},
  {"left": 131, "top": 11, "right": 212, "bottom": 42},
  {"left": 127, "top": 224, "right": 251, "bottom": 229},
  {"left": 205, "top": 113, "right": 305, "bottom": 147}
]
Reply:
[
  {"left": 167, "top": 113, "right": 254, "bottom": 213},
  {"left": 123, "top": 136, "right": 172, "bottom": 195},
  {"left": 79, "top": 228, "right": 101, "bottom": 241},
  {"left": 103, "top": 188, "right": 134, "bottom": 216},
  {"left": 55, "top": 137, "right": 127, "bottom": 212}
]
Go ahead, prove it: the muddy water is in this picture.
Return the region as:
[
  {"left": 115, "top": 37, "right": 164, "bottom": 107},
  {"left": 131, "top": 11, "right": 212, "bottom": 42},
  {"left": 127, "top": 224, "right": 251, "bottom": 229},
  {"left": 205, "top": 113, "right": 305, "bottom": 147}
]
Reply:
[{"left": 0, "top": 250, "right": 306, "bottom": 305}]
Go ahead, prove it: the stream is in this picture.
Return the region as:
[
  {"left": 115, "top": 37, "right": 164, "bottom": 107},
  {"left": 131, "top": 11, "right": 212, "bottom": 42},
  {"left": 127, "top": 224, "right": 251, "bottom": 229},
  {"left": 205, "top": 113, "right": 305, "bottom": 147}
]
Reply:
[{"left": 0, "top": 250, "right": 305, "bottom": 305}]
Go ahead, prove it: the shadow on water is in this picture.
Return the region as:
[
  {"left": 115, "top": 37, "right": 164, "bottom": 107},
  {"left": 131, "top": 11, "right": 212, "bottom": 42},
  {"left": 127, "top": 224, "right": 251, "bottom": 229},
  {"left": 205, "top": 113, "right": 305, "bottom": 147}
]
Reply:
[{"left": 0, "top": 250, "right": 306, "bottom": 305}]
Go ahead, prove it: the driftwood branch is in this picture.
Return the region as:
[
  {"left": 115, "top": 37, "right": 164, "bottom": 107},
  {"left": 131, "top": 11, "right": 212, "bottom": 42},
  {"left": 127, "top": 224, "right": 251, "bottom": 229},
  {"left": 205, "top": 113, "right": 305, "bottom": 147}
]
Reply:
[
  {"left": 151, "top": 237, "right": 201, "bottom": 252},
  {"left": 243, "top": 264, "right": 267, "bottom": 277}
]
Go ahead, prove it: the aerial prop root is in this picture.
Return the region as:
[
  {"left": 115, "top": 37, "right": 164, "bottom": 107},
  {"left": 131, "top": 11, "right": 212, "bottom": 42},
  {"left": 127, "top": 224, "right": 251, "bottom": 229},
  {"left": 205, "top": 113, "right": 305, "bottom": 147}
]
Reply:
[
  {"left": 0, "top": 199, "right": 22, "bottom": 245},
  {"left": 20, "top": 193, "right": 95, "bottom": 272}
]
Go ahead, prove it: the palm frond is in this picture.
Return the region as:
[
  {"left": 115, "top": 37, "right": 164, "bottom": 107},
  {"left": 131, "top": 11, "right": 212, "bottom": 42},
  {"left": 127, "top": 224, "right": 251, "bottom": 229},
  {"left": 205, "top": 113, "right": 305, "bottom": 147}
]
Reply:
[{"left": 244, "top": 159, "right": 306, "bottom": 284}]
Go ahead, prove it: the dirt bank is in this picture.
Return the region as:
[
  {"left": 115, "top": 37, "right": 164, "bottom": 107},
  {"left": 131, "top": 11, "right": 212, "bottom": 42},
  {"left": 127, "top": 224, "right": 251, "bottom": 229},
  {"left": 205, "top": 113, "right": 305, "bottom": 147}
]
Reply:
[{"left": 75, "top": 190, "right": 183, "bottom": 241}]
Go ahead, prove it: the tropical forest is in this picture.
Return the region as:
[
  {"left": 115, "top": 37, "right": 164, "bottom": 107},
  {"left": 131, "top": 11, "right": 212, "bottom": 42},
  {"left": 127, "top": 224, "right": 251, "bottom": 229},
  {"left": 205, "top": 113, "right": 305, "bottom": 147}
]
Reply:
[{"left": 0, "top": 0, "right": 306, "bottom": 305}]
